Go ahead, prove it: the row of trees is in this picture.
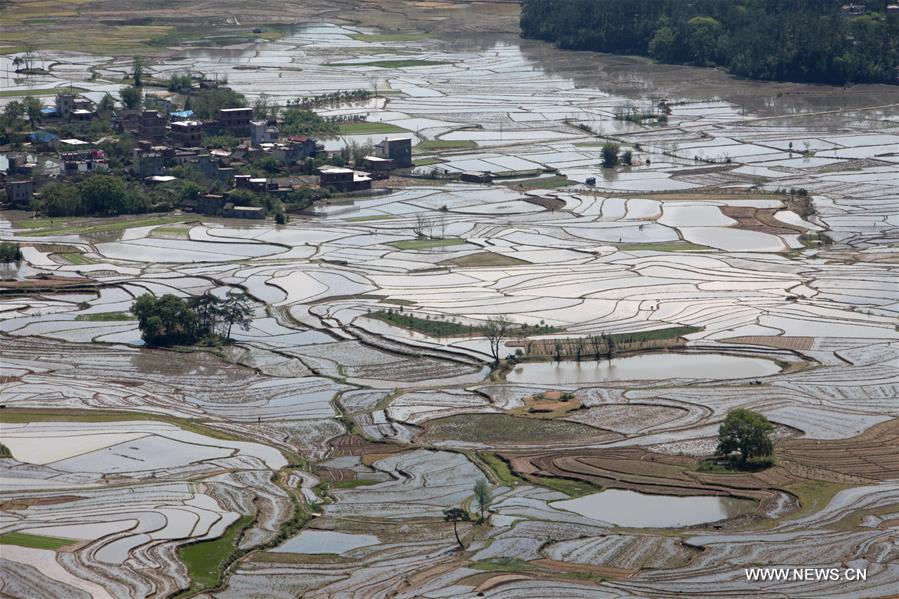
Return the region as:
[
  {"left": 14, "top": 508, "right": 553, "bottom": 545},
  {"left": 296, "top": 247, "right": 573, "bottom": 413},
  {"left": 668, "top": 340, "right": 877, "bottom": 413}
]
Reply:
[
  {"left": 521, "top": 0, "right": 899, "bottom": 85},
  {"left": 131, "top": 292, "right": 252, "bottom": 347},
  {"left": 33, "top": 175, "right": 167, "bottom": 217}
]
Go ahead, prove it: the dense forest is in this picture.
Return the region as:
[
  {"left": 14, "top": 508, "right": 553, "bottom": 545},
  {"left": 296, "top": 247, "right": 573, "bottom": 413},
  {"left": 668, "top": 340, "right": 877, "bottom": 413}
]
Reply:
[{"left": 520, "top": 0, "right": 899, "bottom": 85}]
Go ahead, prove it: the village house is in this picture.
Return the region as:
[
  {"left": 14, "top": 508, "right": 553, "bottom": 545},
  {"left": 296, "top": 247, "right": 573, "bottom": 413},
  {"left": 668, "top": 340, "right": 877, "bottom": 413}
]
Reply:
[
  {"left": 362, "top": 155, "right": 393, "bottom": 178},
  {"left": 130, "top": 149, "right": 166, "bottom": 177},
  {"left": 318, "top": 166, "right": 372, "bottom": 193},
  {"left": 55, "top": 92, "right": 95, "bottom": 121},
  {"left": 138, "top": 110, "right": 167, "bottom": 143},
  {"left": 250, "top": 120, "right": 280, "bottom": 146},
  {"left": 170, "top": 120, "right": 204, "bottom": 147},
  {"left": 374, "top": 137, "right": 413, "bottom": 168},
  {"left": 222, "top": 203, "right": 265, "bottom": 219},
  {"left": 234, "top": 174, "right": 278, "bottom": 194},
  {"left": 217, "top": 107, "right": 254, "bottom": 135},
  {"left": 4, "top": 180, "right": 34, "bottom": 208},
  {"left": 60, "top": 146, "right": 109, "bottom": 174}
]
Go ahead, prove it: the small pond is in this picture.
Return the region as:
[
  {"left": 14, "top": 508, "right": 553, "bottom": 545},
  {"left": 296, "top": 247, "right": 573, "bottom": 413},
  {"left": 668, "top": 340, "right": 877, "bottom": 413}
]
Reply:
[
  {"left": 272, "top": 530, "right": 380, "bottom": 554},
  {"left": 506, "top": 353, "right": 781, "bottom": 384},
  {"left": 554, "top": 489, "right": 756, "bottom": 527}
]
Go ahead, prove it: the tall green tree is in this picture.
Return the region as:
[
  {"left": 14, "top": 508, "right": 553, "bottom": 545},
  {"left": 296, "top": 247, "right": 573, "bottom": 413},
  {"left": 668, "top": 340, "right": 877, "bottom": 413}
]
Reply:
[
  {"left": 716, "top": 408, "right": 774, "bottom": 464},
  {"left": 473, "top": 479, "right": 492, "bottom": 523},
  {"left": 601, "top": 142, "right": 620, "bottom": 168},
  {"left": 23, "top": 97, "right": 42, "bottom": 127},
  {"left": 220, "top": 293, "right": 253, "bottom": 339},
  {"left": 79, "top": 175, "right": 127, "bottom": 215},
  {"left": 132, "top": 55, "right": 146, "bottom": 87},
  {"left": 120, "top": 86, "right": 142, "bottom": 110}
]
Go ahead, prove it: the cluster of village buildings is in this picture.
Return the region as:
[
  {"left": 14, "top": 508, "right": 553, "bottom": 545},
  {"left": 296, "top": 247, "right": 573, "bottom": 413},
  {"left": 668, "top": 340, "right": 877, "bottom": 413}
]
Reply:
[{"left": 1, "top": 92, "right": 414, "bottom": 219}]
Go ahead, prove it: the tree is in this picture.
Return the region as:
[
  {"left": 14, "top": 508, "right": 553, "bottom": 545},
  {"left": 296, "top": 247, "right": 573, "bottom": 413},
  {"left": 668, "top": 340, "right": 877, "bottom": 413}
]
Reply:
[
  {"left": 131, "top": 294, "right": 200, "bottom": 346},
  {"left": 648, "top": 26, "right": 680, "bottom": 62},
  {"left": 220, "top": 293, "right": 253, "bottom": 339},
  {"left": 4, "top": 101, "right": 25, "bottom": 129},
  {"left": 120, "top": 86, "right": 142, "bottom": 110},
  {"left": 0, "top": 242, "right": 23, "bottom": 263},
  {"left": 484, "top": 314, "right": 514, "bottom": 364},
  {"left": 188, "top": 293, "right": 222, "bottom": 337},
  {"left": 686, "top": 16, "right": 723, "bottom": 66},
  {"left": 442, "top": 507, "right": 471, "bottom": 549},
  {"left": 132, "top": 55, "right": 145, "bottom": 87},
  {"left": 601, "top": 142, "right": 620, "bottom": 168},
  {"left": 254, "top": 93, "right": 272, "bottom": 120},
  {"left": 473, "top": 479, "right": 492, "bottom": 523},
  {"left": 79, "top": 175, "right": 127, "bottom": 215},
  {"left": 23, "top": 97, "right": 42, "bottom": 127},
  {"left": 98, "top": 93, "right": 116, "bottom": 114},
  {"left": 716, "top": 408, "right": 774, "bottom": 465},
  {"left": 621, "top": 149, "right": 633, "bottom": 166},
  {"left": 37, "top": 182, "right": 81, "bottom": 216}
]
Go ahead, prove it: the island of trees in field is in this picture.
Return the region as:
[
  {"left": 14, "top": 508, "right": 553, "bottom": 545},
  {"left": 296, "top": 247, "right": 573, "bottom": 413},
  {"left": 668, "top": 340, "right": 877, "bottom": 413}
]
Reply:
[{"left": 520, "top": 0, "right": 899, "bottom": 85}]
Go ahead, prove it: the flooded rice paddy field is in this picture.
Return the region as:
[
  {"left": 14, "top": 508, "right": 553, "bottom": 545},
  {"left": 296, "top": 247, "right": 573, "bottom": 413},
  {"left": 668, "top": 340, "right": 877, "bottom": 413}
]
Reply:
[{"left": 2, "top": 21, "right": 899, "bottom": 599}]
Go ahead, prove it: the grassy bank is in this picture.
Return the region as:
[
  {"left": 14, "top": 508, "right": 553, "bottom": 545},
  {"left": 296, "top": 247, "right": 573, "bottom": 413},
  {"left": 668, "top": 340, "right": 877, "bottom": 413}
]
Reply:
[
  {"left": 368, "top": 309, "right": 559, "bottom": 338},
  {"left": 0, "top": 531, "right": 75, "bottom": 550}
]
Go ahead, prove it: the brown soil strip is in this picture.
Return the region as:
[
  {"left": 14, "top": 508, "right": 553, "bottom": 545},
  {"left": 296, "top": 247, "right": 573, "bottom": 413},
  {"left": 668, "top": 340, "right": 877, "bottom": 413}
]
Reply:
[
  {"left": 720, "top": 206, "right": 805, "bottom": 235},
  {"left": 778, "top": 417, "right": 899, "bottom": 481},
  {"left": 473, "top": 574, "right": 534, "bottom": 593},
  {"left": 720, "top": 336, "right": 814, "bottom": 350},
  {"left": 532, "top": 558, "right": 637, "bottom": 579}
]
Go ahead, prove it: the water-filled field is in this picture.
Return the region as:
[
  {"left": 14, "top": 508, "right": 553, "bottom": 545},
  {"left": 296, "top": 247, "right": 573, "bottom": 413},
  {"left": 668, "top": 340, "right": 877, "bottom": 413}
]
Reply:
[{"left": 1, "top": 13, "right": 898, "bottom": 599}]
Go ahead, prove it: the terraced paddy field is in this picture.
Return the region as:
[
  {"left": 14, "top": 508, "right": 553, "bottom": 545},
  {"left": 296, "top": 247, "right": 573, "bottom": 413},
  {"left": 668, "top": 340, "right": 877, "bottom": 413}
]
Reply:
[{"left": 2, "top": 7, "right": 898, "bottom": 598}]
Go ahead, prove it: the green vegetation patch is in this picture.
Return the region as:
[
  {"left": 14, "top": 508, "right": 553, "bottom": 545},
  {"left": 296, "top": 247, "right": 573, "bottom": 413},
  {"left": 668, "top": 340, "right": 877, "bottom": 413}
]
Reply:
[
  {"left": 74, "top": 312, "right": 134, "bottom": 322},
  {"left": 150, "top": 225, "right": 191, "bottom": 238},
  {"left": 526, "top": 474, "right": 602, "bottom": 497},
  {"left": 57, "top": 253, "right": 96, "bottom": 265},
  {"left": 415, "top": 139, "right": 477, "bottom": 152},
  {"left": 439, "top": 252, "right": 530, "bottom": 267},
  {"left": 0, "top": 87, "right": 86, "bottom": 98},
  {"left": 0, "top": 408, "right": 243, "bottom": 444},
  {"left": 419, "top": 413, "right": 607, "bottom": 445},
  {"left": 785, "top": 480, "right": 853, "bottom": 521},
  {"left": 609, "top": 326, "right": 701, "bottom": 343},
  {"left": 2, "top": 25, "right": 173, "bottom": 54},
  {"left": 329, "top": 478, "right": 381, "bottom": 490},
  {"left": 328, "top": 59, "right": 452, "bottom": 69},
  {"left": 25, "top": 215, "right": 187, "bottom": 237},
  {"left": 413, "top": 157, "right": 444, "bottom": 167},
  {"left": 387, "top": 238, "right": 466, "bottom": 250},
  {"left": 0, "top": 531, "right": 75, "bottom": 550},
  {"left": 178, "top": 515, "right": 252, "bottom": 591},
  {"left": 0, "top": 443, "right": 11, "bottom": 458},
  {"left": 350, "top": 33, "right": 431, "bottom": 43},
  {"left": 617, "top": 242, "right": 710, "bottom": 252},
  {"left": 510, "top": 175, "right": 571, "bottom": 189},
  {"left": 368, "top": 309, "right": 558, "bottom": 338},
  {"left": 475, "top": 452, "right": 523, "bottom": 486},
  {"left": 338, "top": 121, "right": 409, "bottom": 135}
]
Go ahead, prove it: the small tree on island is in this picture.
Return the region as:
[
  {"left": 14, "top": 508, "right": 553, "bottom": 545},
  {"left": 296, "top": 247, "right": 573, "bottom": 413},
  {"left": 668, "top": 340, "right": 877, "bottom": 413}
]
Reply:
[
  {"left": 473, "top": 479, "right": 492, "bottom": 523},
  {"left": 601, "top": 142, "right": 620, "bottom": 168},
  {"left": 443, "top": 507, "right": 471, "bottom": 549},
  {"left": 131, "top": 294, "right": 201, "bottom": 346},
  {"left": 484, "top": 314, "right": 513, "bottom": 365},
  {"left": 716, "top": 408, "right": 774, "bottom": 465}
]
